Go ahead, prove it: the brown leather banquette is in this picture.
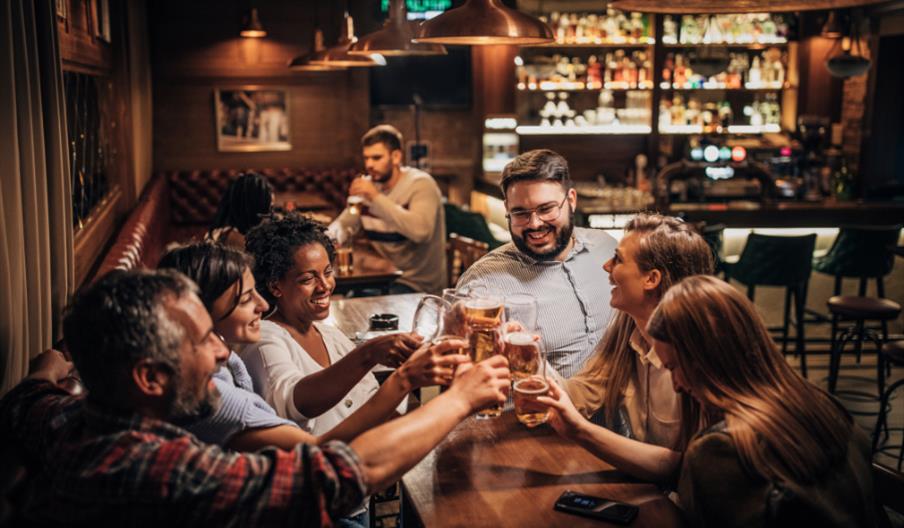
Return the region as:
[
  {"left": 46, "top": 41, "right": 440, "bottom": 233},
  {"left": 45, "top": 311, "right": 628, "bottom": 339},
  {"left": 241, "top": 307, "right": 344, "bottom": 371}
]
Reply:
[{"left": 93, "top": 168, "right": 355, "bottom": 280}]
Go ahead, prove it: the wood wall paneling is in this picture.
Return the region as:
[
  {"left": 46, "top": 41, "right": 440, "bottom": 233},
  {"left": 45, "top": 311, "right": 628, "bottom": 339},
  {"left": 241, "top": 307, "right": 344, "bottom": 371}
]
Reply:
[
  {"left": 520, "top": 134, "right": 648, "bottom": 183},
  {"left": 57, "top": 0, "right": 113, "bottom": 74}
]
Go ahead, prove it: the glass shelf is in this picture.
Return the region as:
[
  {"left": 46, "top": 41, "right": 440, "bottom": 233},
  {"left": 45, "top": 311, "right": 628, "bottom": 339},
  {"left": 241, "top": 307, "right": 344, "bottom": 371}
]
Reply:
[{"left": 517, "top": 124, "right": 652, "bottom": 135}]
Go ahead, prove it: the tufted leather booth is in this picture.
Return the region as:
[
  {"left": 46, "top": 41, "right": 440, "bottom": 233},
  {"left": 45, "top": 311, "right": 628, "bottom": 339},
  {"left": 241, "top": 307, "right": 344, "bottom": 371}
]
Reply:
[
  {"left": 165, "top": 168, "right": 356, "bottom": 225},
  {"left": 93, "top": 168, "right": 355, "bottom": 281}
]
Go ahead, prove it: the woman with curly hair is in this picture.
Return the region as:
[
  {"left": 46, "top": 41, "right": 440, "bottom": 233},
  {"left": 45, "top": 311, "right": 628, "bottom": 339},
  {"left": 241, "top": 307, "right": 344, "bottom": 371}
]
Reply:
[{"left": 242, "top": 213, "right": 467, "bottom": 437}]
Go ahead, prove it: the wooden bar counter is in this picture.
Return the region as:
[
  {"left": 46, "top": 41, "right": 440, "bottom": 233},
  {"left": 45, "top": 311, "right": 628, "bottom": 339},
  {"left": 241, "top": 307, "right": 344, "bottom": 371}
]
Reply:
[{"left": 401, "top": 412, "right": 685, "bottom": 527}]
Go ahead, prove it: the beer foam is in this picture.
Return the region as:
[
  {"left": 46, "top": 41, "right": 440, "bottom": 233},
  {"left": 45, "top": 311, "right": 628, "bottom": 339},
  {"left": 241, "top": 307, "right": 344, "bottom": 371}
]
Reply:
[
  {"left": 464, "top": 298, "right": 500, "bottom": 310},
  {"left": 514, "top": 378, "right": 549, "bottom": 394},
  {"left": 506, "top": 332, "right": 535, "bottom": 346}
]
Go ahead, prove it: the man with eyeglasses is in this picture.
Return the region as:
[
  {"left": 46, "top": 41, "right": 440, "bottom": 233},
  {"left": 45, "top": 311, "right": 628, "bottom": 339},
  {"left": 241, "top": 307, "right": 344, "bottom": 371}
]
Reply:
[{"left": 456, "top": 149, "right": 617, "bottom": 378}]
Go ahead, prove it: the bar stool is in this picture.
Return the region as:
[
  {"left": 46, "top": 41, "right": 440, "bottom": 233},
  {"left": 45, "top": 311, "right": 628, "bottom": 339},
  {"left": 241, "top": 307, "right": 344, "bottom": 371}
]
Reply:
[
  {"left": 826, "top": 296, "right": 901, "bottom": 398},
  {"left": 872, "top": 341, "right": 904, "bottom": 470},
  {"left": 812, "top": 225, "right": 901, "bottom": 347},
  {"left": 724, "top": 233, "right": 817, "bottom": 377}
]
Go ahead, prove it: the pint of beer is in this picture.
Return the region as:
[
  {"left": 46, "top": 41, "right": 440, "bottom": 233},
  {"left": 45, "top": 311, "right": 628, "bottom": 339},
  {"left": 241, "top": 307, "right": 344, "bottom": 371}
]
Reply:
[
  {"left": 513, "top": 377, "right": 550, "bottom": 427},
  {"left": 347, "top": 195, "right": 365, "bottom": 216},
  {"left": 504, "top": 332, "right": 540, "bottom": 380},
  {"left": 465, "top": 296, "right": 504, "bottom": 418},
  {"left": 336, "top": 246, "right": 354, "bottom": 276}
]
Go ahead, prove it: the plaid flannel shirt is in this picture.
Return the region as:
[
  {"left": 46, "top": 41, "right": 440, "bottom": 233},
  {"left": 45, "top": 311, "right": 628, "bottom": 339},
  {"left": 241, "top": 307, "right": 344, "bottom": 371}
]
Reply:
[{"left": 0, "top": 379, "right": 366, "bottom": 526}]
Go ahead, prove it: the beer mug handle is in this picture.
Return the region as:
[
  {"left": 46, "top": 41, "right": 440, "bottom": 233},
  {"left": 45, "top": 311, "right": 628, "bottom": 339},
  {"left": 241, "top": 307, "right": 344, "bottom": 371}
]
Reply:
[{"left": 411, "top": 295, "right": 450, "bottom": 341}]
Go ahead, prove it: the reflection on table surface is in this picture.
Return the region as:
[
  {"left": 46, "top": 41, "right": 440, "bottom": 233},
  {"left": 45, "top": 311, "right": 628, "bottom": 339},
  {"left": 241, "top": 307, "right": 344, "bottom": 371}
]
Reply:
[
  {"left": 326, "top": 293, "right": 425, "bottom": 341},
  {"left": 332, "top": 242, "right": 404, "bottom": 295},
  {"left": 401, "top": 412, "right": 685, "bottom": 528}
]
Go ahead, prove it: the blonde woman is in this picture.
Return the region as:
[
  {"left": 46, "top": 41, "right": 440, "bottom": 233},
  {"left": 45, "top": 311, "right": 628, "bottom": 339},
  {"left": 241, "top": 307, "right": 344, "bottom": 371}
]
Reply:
[
  {"left": 648, "top": 275, "right": 874, "bottom": 526},
  {"left": 540, "top": 213, "right": 713, "bottom": 483}
]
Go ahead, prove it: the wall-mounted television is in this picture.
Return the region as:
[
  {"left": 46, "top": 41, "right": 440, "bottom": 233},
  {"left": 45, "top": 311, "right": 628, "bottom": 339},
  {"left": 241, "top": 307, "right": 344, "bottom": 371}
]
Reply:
[{"left": 369, "top": 47, "right": 471, "bottom": 109}]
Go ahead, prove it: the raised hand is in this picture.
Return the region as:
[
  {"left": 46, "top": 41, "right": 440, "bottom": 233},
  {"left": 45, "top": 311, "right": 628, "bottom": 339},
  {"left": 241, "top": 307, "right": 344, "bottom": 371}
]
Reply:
[
  {"left": 395, "top": 338, "right": 470, "bottom": 391},
  {"left": 359, "top": 332, "right": 423, "bottom": 368},
  {"left": 447, "top": 355, "right": 511, "bottom": 414}
]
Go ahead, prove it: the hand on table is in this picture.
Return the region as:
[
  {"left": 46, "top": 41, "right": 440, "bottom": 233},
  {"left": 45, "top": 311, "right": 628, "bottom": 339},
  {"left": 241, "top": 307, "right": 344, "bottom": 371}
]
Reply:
[
  {"left": 360, "top": 332, "right": 423, "bottom": 368},
  {"left": 536, "top": 378, "right": 586, "bottom": 440},
  {"left": 396, "top": 338, "right": 470, "bottom": 390}
]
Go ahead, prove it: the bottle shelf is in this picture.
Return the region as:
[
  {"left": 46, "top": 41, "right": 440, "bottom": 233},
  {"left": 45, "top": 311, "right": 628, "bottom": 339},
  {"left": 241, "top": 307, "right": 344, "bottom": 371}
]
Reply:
[
  {"left": 522, "top": 41, "right": 655, "bottom": 49},
  {"left": 658, "top": 123, "right": 781, "bottom": 134},
  {"left": 517, "top": 124, "right": 652, "bottom": 135},
  {"left": 661, "top": 40, "right": 788, "bottom": 48},
  {"left": 659, "top": 83, "right": 788, "bottom": 91},
  {"left": 517, "top": 83, "right": 654, "bottom": 92}
]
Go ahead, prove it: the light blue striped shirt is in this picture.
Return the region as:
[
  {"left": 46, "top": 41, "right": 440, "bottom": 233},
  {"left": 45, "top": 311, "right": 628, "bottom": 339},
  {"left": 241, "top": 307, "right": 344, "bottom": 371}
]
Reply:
[{"left": 456, "top": 227, "right": 617, "bottom": 379}]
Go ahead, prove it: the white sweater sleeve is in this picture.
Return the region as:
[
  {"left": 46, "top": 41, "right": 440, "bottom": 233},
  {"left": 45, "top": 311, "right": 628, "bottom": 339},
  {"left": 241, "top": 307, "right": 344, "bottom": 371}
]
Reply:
[{"left": 240, "top": 330, "right": 315, "bottom": 430}]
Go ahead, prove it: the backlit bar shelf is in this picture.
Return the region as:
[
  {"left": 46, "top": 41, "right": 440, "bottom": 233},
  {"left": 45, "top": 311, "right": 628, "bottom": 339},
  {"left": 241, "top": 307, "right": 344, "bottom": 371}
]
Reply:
[
  {"left": 517, "top": 124, "right": 652, "bottom": 135},
  {"left": 659, "top": 82, "right": 786, "bottom": 90},
  {"left": 518, "top": 82, "right": 654, "bottom": 91},
  {"left": 659, "top": 123, "right": 781, "bottom": 134}
]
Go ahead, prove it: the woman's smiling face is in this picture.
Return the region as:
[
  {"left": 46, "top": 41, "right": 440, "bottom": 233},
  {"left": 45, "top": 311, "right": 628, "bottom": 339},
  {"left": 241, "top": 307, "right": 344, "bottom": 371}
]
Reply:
[
  {"left": 271, "top": 243, "right": 336, "bottom": 323},
  {"left": 211, "top": 267, "right": 268, "bottom": 346}
]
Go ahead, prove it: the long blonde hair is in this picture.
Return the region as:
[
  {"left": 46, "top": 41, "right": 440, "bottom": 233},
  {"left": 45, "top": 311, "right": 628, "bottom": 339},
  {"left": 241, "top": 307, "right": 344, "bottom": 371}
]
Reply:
[
  {"left": 648, "top": 275, "right": 853, "bottom": 484},
  {"left": 585, "top": 213, "right": 714, "bottom": 448}
]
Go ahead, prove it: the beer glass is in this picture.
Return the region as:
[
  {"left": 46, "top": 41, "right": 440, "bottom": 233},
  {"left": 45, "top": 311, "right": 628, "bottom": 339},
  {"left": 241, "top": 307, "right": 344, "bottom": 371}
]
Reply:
[
  {"left": 464, "top": 293, "right": 505, "bottom": 418},
  {"left": 437, "top": 288, "right": 471, "bottom": 358},
  {"left": 411, "top": 294, "right": 446, "bottom": 341},
  {"left": 510, "top": 336, "right": 549, "bottom": 428},
  {"left": 336, "top": 245, "right": 354, "bottom": 276}
]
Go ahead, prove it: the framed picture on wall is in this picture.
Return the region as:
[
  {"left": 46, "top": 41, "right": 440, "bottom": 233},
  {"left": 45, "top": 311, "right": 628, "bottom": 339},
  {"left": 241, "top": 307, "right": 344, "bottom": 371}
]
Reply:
[{"left": 214, "top": 87, "right": 291, "bottom": 152}]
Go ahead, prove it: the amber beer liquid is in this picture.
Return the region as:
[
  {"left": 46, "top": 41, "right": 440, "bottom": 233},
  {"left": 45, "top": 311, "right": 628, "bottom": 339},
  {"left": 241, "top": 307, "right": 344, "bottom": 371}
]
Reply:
[
  {"left": 465, "top": 298, "right": 504, "bottom": 418},
  {"left": 504, "top": 332, "right": 539, "bottom": 380},
  {"left": 336, "top": 247, "right": 354, "bottom": 276},
  {"left": 513, "top": 377, "right": 550, "bottom": 427}
]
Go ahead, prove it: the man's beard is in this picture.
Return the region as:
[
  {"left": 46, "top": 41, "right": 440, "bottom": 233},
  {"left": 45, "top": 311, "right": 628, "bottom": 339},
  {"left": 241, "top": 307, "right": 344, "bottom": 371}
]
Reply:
[
  {"left": 511, "top": 209, "right": 575, "bottom": 261},
  {"left": 167, "top": 372, "right": 221, "bottom": 426},
  {"left": 368, "top": 166, "right": 392, "bottom": 183}
]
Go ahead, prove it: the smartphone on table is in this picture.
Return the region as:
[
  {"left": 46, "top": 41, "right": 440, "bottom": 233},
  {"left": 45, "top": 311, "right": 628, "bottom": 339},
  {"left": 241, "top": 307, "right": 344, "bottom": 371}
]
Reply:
[{"left": 554, "top": 490, "right": 639, "bottom": 525}]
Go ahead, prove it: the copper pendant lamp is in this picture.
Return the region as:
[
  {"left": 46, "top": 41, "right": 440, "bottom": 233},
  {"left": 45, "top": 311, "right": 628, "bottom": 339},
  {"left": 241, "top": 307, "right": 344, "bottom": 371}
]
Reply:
[
  {"left": 288, "top": 29, "right": 346, "bottom": 72},
  {"left": 413, "top": 0, "right": 554, "bottom": 46},
  {"left": 609, "top": 0, "right": 883, "bottom": 14},
  {"left": 349, "top": 0, "right": 447, "bottom": 56},
  {"left": 240, "top": 7, "right": 267, "bottom": 38},
  {"left": 310, "top": 12, "right": 387, "bottom": 67}
]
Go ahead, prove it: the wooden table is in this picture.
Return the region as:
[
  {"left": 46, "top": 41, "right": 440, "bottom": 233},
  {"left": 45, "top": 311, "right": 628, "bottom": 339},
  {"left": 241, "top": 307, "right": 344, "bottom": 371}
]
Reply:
[
  {"left": 401, "top": 412, "right": 685, "bottom": 528},
  {"left": 327, "top": 293, "right": 425, "bottom": 341},
  {"left": 274, "top": 190, "right": 335, "bottom": 212},
  {"left": 333, "top": 242, "right": 404, "bottom": 296}
]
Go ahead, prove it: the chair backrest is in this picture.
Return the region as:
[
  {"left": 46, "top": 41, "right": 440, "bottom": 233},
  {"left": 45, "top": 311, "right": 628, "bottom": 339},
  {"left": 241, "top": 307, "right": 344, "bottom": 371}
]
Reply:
[
  {"left": 874, "top": 462, "right": 904, "bottom": 528},
  {"left": 443, "top": 203, "right": 503, "bottom": 249},
  {"left": 813, "top": 225, "right": 902, "bottom": 279},
  {"left": 447, "top": 233, "right": 489, "bottom": 287},
  {"left": 730, "top": 233, "right": 817, "bottom": 287}
]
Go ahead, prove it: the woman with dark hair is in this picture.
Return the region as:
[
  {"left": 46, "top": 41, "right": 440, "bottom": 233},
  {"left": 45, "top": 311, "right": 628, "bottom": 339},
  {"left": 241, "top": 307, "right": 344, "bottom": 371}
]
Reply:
[
  {"left": 647, "top": 275, "right": 874, "bottom": 526},
  {"left": 158, "top": 242, "right": 462, "bottom": 454},
  {"left": 242, "top": 213, "right": 468, "bottom": 438},
  {"left": 538, "top": 213, "right": 714, "bottom": 483},
  {"left": 207, "top": 172, "right": 274, "bottom": 249}
]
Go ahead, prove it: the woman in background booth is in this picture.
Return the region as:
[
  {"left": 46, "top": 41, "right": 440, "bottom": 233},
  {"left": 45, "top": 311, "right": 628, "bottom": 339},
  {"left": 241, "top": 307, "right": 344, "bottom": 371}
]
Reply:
[
  {"left": 206, "top": 172, "right": 273, "bottom": 249},
  {"left": 648, "top": 275, "right": 874, "bottom": 526},
  {"left": 540, "top": 213, "right": 714, "bottom": 484}
]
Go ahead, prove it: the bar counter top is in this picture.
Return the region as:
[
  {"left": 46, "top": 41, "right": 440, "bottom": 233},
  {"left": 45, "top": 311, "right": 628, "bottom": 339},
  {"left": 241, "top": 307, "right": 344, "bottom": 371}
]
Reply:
[{"left": 577, "top": 199, "right": 904, "bottom": 228}]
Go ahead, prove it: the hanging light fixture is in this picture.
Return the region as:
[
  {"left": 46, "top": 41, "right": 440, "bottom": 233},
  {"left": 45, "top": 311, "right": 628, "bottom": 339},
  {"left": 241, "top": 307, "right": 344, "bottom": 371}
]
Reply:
[
  {"left": 289, "top": 29, "right": 346, "bottom": 72},
  {"left": 310, "top": 12, "right": 387, "bottom": 67},
  {"left": 825, "top": 11, "right": 870, "bottom": 78},
  {"left": 240, "top": 7, "right": 267, "bottom": 38},
  {"left": 821, "top": 11, "right": 845, "bottom": 38},
  {"left": 350, "top": 0, "right": 447, "bottom": 56},
  {"left": 609, "top": 0, "right": 883, "bottom": 14},
  {"left": 413, "top": 0, "right": 554, "bottom": 46}
]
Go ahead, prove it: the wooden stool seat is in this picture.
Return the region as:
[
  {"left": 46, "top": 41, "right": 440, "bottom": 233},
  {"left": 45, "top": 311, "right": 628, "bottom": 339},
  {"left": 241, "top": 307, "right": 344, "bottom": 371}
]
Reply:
[{"left": 827, "top": 296, "right": 901, "bottom": 320}]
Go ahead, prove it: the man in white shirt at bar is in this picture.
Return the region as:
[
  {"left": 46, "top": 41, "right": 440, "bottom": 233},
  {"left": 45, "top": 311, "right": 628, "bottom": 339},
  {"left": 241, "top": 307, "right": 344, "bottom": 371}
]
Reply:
[
  {"left": 456, "top": 149, "right": 618, "bottom": 378},
  {"left": 329, "top": 125, "right": 447, "bottom": 295}
]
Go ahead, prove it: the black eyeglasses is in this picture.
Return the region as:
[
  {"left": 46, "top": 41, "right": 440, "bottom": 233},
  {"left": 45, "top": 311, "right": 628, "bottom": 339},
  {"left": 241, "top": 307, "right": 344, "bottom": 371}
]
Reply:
[{"left": 506, "top": 196, "right": 569, "bottom": 226}]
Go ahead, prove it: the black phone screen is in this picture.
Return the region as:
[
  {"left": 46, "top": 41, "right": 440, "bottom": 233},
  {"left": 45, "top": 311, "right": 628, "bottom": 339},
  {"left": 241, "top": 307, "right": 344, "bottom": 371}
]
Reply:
[{"left": 554, "top": 490, "right": 639, "bottom": 524}]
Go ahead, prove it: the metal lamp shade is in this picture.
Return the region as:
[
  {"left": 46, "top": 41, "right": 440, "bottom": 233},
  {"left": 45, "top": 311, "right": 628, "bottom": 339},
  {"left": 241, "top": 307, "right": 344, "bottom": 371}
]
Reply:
[
  {"left": 413, "top": 0, "right": 554, "bottom": 46},
  {"left": 610, "top": 0, "right": 883, "bottom": 13},
  {"left": 350, "top": 0, "right": 447, "bottom": 56},
  {"left": 826, "top": 52, "right": 871, "bottom": 77}
]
